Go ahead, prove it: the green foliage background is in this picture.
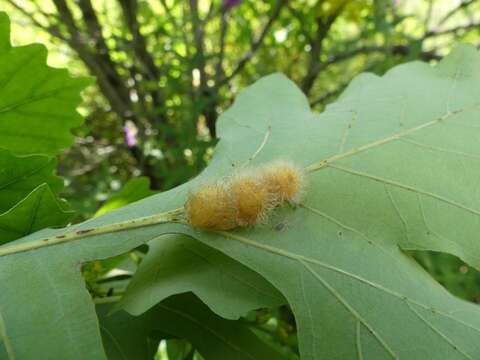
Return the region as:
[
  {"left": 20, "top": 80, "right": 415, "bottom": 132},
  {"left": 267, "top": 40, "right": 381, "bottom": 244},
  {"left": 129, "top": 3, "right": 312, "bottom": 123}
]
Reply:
[
  {"left": 2, "top": 1, "right": 480, "bottom": 359},
  {"left": 3, "top": 0, "right": 479, "bottom": 220}
]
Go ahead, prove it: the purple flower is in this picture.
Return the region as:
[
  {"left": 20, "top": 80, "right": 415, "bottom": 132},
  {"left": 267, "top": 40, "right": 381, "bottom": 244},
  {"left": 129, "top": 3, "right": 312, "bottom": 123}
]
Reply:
[
  {"left": 223, "top": 0, "right": 242, "bottom": 9},
  {"left": 123, "top": 120, "right": 138, "bottom": 147}
]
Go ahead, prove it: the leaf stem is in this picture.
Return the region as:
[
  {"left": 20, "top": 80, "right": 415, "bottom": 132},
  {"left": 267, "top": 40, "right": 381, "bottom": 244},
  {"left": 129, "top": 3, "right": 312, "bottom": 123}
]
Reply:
[{"left": 0, "top": 208, "right": 185, "bottom": 258}]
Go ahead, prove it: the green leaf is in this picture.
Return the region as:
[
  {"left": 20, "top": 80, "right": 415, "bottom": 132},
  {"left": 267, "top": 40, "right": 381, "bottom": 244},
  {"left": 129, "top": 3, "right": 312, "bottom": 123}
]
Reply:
[
  {"left": 166, "top": 339, "right": 192, "bottom": 360},
  {"left": 0, "top": 184, "right": 73, "bottom": 244},
  {"left": 97, "top": 303, "right": 160, "bottom": 360},
  {"left": 101, "top": 293, "right": 284, "bottom": 360},
  {"left": 156, "top": 293, "right": 284, "bottom": 360},
  {"left": 0, "top": 251, "right": 105, "bottom": 359},
  {"left": 0, "top": 149, "right": 62, "bottom": 214},
  {"left": 0, "top": 12, "right": 90, "bottom": 245},
  {"left": 4, "top": 45, "right": 480, "bottom": 359},
  {"left": 95, "top": 177, "right": 156, "bottom": 217},
  {"left": 0, "top": 213, "right": 171, "bottom": 358},
  {"left": 0, "top": 13, "right": 9, "bottom": 52},
  {"left": 118, "top": 234, "right": 285, "bottom": 319},
  {"left": 0, "top": 12, "right": 92, "bottom": 156},
  {"left": 0, "top": 226, "right": 281, "bottom": 359}
]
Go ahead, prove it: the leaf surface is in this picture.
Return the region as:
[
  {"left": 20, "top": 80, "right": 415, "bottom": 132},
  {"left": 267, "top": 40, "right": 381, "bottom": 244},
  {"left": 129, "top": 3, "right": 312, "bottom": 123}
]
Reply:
[
  {"left": 0, "top": 150, "right": 62, "bottom": 214},
  {"left": 0, "top": 12, "right": 90, "bottom": 245},
  {"left": 0, "top": 13, "right": 8, "bottom": 51},
  {"left": 0, "top": 184, "right": 73, "bottom": 245},
  {"left": 96, "top": 304, "right": 160, "bottom": 360},
  {"left": 0, "top": 13, "right": 91, "bottom": 156},
  {"left": 3, "top": 45, "right": 480, "bottom": 359},
  {"left": 0, "top": 250, "right": 105, "bottom": 359},
  {"left": 99, "top": 293, "right": 284, "bottom": 360},
  {"left": 119, "top": 234, "right": 285, "bottom": 319}
]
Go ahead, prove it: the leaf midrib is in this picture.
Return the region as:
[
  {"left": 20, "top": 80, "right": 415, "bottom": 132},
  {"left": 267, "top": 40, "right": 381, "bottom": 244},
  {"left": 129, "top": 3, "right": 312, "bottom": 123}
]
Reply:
[
  {"left": 217, "top": 230, "right": 479, "bottom": 358},
  {"left": 0, "top": 83, "right": 82, "bottom": 115},
  {"left": 304, "top": 105, "right": 475, "bottom": 173}
]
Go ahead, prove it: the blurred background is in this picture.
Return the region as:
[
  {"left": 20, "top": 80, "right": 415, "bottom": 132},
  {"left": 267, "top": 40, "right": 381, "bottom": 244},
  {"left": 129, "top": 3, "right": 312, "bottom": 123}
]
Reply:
[
  {"left": 3, "top": 0, "right": 480, "bottom": 218},
  {"left": 2, "top": 0, "right": 480, "bottom": 357}
]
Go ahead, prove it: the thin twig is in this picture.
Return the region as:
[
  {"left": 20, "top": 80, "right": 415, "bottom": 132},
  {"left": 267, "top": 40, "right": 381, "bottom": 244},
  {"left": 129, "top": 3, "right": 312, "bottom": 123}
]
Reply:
[
  {"left": 6, "top": 0, "right": 66, "bottom": 40},
  {"left": 310, "top": 83, "right": 348, "bottom": 107},
  {"left": 425, "top": 22, "right": 480, "bottom": 38},
  {"left": 424, "top": 0, "right": 435, "bottom": 29},
  {"left": 215, "top": 9, "right": 229, "bottom": 81},
  {"left": 438, "top": 0, "right": 475, "bottom": 27},
  {"left": 309, "top": 61, "right": 382, "bottom": 107}
]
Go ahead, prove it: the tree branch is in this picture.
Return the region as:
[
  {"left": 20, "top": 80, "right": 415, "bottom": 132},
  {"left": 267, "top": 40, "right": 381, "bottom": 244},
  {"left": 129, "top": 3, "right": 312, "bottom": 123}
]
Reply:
[
  {"left": 425, "top": 22, "right": 480, "bottom": 38},
  {"left": 302, "top": 40, "right": 445, "bottom": 96},
  {"left": 10, "top": 0, "right": 134, "bottom": 119},
  {"left": 215, "top": 9, "right": 229, "bottom": 81},
  {"left": 438, "top": 0, "right": 475, "bottom": 27},
  {"left": 189, "top": 0, "right": 220, "bottom": 136},
  {"left": 118, "top": 0, "right": 164, "bottom": 112},
  {"left": 76, "top": 0, "right": 135, "bottom": 111},
  {"left": 286, "top": 3, "right": 313, "bottom": 44},
  {"left": 309, "top": 60, "right": 385, "bottom": 107},
  {"left": 158, "top": 0, "right": 179, "bottom": 27},
  {"left": 309, "top": 82, "right": 349, "bottom": 107},
  {"left": 218, "top": 0, "right": 286, "bottom": 86},
  {"left": 301, "top": 6, "right": 345, "bottom": 95},
  {"left": 189, "top": 0, "right": 207, "bottom": 91},
  {"left": 51, "top": 0, "right": 134, "bottom": 119},
  {"left": 77, "top": 0, "right": 111, "bottom": 56},
  {"left": 6, "top": 0, "right": 66, "bottom": 40}
]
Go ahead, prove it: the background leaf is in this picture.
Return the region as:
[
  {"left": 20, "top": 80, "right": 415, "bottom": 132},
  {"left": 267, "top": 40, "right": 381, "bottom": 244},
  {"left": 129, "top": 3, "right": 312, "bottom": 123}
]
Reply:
[
  {"left": 0, "top": 184, "right": 73, "bottom": 245},
  {"left": 95, "top": 177, "right": 156, "bottom": 217},
  {"left": 0, "top": 13, "right": 8, "bottom": 52},
  {"left": 166, "top": 340, "right": 192, "bottom": 360},
  {"left": 100, "top": 293, "right": 284, "bottom": 360},
  {"left": 0, "top": 150, "right": 62, "bottom": 214},
  {"left": 0, "top": 12, "right": 90, "bottom": 245},
  {"left": 154, "top": 293, "right": 284, "bottom": 360},
  {"left": 0, "top": 12, "right": 91, "bottom": 156},
  {"left": 118, "top": 234, "right": 285, "bottom": 319},
  {"left": 97, "top": 303, "right": 160, "bottom": 360}
]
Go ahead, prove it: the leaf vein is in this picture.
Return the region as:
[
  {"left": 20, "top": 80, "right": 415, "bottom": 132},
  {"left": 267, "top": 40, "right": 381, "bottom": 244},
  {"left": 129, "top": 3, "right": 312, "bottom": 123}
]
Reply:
[
  {"left": 300, "top": 259, "right": 398, "bottom": 359},
  {"left": 327, "top": 164, "right": 480, "bottom": 217},
  {"left": 300, "top": 269, "right": 317, "bottom": 359},
  {"left": 400, "top": 138, "right": 480, "bottom": 160},
  {"left": 0, "top": 159, "right": 55, "bottom": 193},
  {"left": 304, "top": 105, "right": 478, "bottom": 173},
  {"left": 0, "top": 307, "right": 15, "bottom": 360},
  {"left": 99, "top": 324, "right": 128, "bottom": 360},
  {"left": 158, "top": 304, "right": 257, "bottom": 360},
  {"left": 406, "top": 302, "right": 472, "bottom": 359},
  {"left": 217, "top": 232, "right": 480, "bottom": 334},
  {"left": 384, "top": 185, "right": 410, "bottom": 244},
  {"left": 356, "top": 321, "right": 363, "bottom": 360}
]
